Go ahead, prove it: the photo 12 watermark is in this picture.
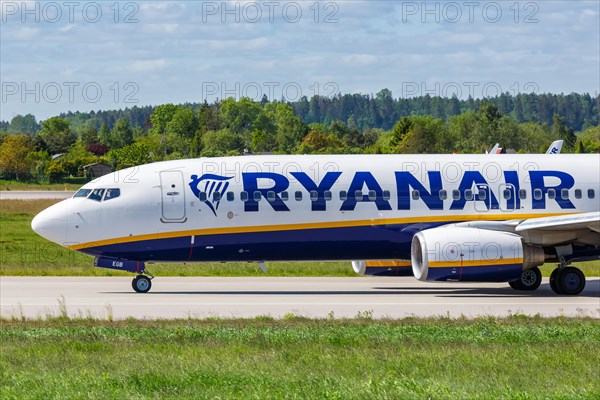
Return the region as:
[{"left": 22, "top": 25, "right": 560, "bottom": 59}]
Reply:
[
  {"left": 1, "top": 81, "right": 140, "bottom": 105},
  {"left": 1, "top": 1, "right": 139, "bottom": 24},
  {"left": 200, "top": 1, "right": 339, "bottom": 23},
  {"left": 400, "top": 81, "right": 540, "bottom": 98},
  {"left": 398, "top": 1, "right": 540, "bottom": 24},
  {"left": 202, "top": 81, "right": 340, "bottom": 102}
]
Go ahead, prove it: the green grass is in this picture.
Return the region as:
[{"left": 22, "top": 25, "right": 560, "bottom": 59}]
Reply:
[
  {"left": 2, "top": 200, "right": 599, "bottom": 277},
  {"left": 1, "top": 317, "right": 599, "bottom": 399},
  {"left": 0, "top": 179, "right": 81, "bottom": 191}
]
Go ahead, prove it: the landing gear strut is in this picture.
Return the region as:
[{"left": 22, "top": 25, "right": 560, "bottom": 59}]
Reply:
[
  {"left": 509, "top": 267, "right": 542, "bottom": 291},
  {"left": 132, "top": 269, "right": 154, "bottom": 294},
  {"left": 550, "top": 261, "right": 586, "bottom": 295}
]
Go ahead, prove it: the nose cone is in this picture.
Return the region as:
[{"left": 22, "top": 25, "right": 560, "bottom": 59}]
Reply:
[{"left": 31, "top": 201, "right": 69, "bottom": 246}]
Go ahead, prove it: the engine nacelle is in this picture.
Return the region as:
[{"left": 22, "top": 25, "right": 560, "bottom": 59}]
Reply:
[
  {"left": 411, "top": 227, "right": 545, "bottom": 282},
  {"left": 351, "top": 260, "right": 412, "bottom": 276}
]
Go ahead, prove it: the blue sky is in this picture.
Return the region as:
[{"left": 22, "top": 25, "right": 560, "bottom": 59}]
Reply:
[{"left": 1, "top": 0, "right": 599, "bottom": 121}]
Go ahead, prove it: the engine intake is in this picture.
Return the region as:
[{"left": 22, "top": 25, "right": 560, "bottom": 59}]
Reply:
[{"left": 411, "top": 227, "right": 545, "bottom": 282}]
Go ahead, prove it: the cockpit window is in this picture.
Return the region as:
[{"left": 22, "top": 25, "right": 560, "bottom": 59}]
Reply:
[
  {"left": 73, "top": 189, "right": 92, "bottom": 198},
  {"left": 104, "top": 188, "right": 121, "bottom": 201},
  {"left": 88, "top": 188, "right": 105, "bottom": 202}
]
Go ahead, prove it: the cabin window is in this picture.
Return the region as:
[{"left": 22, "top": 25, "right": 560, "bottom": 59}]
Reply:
[
  {"left": 212, "top": 192, "right": 221, "bottom": 202},
  {"left": 240, "top": 191, "right": 248, "bottom": 202},
  {"left": 575, "top": 189, "right": 582, "bottom": 199},
  {"left": 354, "top": 190, "right": 363, "bottom": 200},
  {"left": 281, "top": 191, "right": 289, "bottom": 201},
  {"left": 253, "top": 191, "right": 262, "bottom": 201},
  {"left": 198, "top": 192, "right": 207, "bottom": 202},
  {"left": 588, "top": 189, "right": 595, "bottom": 199},
  {"left": 478, "top": 189, "right": 487, "bottom": 200},
  {"left": 561, "top": 189, "right": 569, "bottom": 200},
  {"left": 503, "top": 189, "right": 512, "bottom": 200},
  {"left": 73, "top": 189, "right": 91, "bottom": 198},
  {"left": 295, "top": 191, "right": 303, "bottom": 201},
  {"left": 227, "top": 192, "right": 235, "bottom": 201},
  {"left": 464, "top": 189, "right": 473, "bottom": 201},
  {"left": 324, "top": 190, "right": 332, "bottom": 201},
  {"left": 452, "top": 190, "right": 460, "bottom": 200},
  {"left": 439, "top": 190, "right": 447, "bottom": 201},
  {"left": 267, "top": 191, "right": 276, "bottom": 202},
  {"left": 310, "top": 190, "right": 318, "bottom": 201},
  {"left": 547, "top": 189, "right": 556, "bottom": 200},
  {"left": 368, "top": 190, "right": 377, "bottom": 201},
  {"left": 104, "top": 188, "right": 120, "bottom": 201},
  {"left": 411, "top": 190, "right": 420, "bottom": 200},
  {"left": 383, "top": 190, "right": 391, "bottom": 201},
  {"left": 339, "top": 191, "right": 348, "bottom": 201},
  {"left": 533, "top": 189, "right": 543, "bottom": 200},
  {"left": 519, "top": 189, "right": 527, "bottom": 200}
]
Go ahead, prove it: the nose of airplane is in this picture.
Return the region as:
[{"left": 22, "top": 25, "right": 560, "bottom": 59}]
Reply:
[{"left": 31, "top": 201, "right": 69, "bottom": 246}]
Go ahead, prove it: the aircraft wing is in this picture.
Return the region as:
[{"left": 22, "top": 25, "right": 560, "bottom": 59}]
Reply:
[
  {"left": 454, "top": 212, "right": 600, "bottom": 247},
  {"left": 515, "top": 212, "right": 600, "bottom": 233}
]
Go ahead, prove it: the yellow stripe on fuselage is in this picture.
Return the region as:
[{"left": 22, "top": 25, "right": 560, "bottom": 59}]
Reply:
[
  {"left": 68, "top": 212, "right": 576, "bottom": 251},
  {"left": 428, "top": 258, "right": 524, "bottom": 268},
  {"left": 366, "top": 260, "right": 412, "bottom": 267}
]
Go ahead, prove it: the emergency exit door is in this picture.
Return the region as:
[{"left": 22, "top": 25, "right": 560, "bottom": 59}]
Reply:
[{"left": 160, "top": 171, "right": 187, "bottom": 223}]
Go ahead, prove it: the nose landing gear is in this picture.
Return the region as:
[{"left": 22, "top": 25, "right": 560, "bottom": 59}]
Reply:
[
  {"left": 94, "top": 257, "right": 155, "bottom": 293},
  {"left": 132, "top": 274, "right": 153, "bottom": 293}
]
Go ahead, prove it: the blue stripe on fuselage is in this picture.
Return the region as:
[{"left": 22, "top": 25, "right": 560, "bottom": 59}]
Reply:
[{"left": 78, "top": 222, "right": 450, "bottom": 262}]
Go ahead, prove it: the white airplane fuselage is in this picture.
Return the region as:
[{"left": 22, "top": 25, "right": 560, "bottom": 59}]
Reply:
[{"left": 32, "top": 154, "right": 600, "bottom": 285}]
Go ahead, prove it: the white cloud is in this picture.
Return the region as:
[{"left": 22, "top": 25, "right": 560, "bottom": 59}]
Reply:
[
  {"left": 11, "top": 27, "right": 40, "bottom": 40},
  {"left": 342, "top": 54, "right": 378, "bottom": 65},
  {"left": 130, "top": 59, "right": 169, "bottom": 72}
]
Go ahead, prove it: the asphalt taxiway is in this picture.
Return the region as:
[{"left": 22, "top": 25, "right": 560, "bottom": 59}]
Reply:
[{"left": 1, "top": 276, "right": 599, "bottom": 319}]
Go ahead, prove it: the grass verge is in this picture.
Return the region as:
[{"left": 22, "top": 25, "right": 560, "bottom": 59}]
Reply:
[
  {"left": 2, "top": 199, "right": 599, "bottom": 277},
  {"left": 1, "top": 317, "right": 599, "bottom": 399},
  {"left": 0, "top": 179, "right": 81, "bottom": 191}
]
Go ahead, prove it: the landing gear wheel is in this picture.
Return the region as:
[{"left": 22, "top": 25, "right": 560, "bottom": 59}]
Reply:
[
  {"left": 509, "top": 267, "right": 542, "bottom": 291},
  {"left": 132, "top": 275, "right": 152, "bottom": 293},
  {"left": 556, "top": 267, "right": 585, "bottom": 296},
  {"left": 550, "top": 268, "right": 561, "bottom": 294}
]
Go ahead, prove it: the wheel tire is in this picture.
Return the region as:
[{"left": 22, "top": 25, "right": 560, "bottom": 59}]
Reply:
[
  {"left": 132, "top": 275, "right": 152, "bottom": 293},
  {"left": 556, "top": 267, "right": 585, "bottom": 296},
  {"left": 549, "top": 268, "right": 561, "bottom": 294},
  {"left": 509, "top": 267, "right": 542, "bottom": 291},
  {"left": 509, "top": 280, "right": 524, "bottom": 290}
]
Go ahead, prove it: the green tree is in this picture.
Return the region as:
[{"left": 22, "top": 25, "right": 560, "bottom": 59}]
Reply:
[
  {"left": 38, "top": 117, "right": 76, "bottom": 154},
  {"left": 149, "top": 104, "right": 179, "bottom": 136},
  {"left": 393, "top": 116, "right": 447, "bottom": 154},
  {"left": 110, "top": 118, "right": 133, "bottom": 149},
  {"left": 0, "top": 134, "right": 34, "bottom": 180},
  {"left": 201, "top": 129, "right": 245, "bottom": 156},
  {"left": 79, "top": 122, "right": 98, "bottom": 145},
  {"left": 390, "top": 117, "right": 414, "bottom": 148},
  {"left": 8, "top": 114, "right": 39, "bottom": 134},
  {"left": 98, "top": 122, "right": 111, "bottom": 146},
  {"left": 578, "top": 125, "right": 600, "bottom": 153},
  {"left": 166, "top": 108, "right": 198, "bottom": 139},
  {"left": 220, "top": 98, "right": 261, "bottom": 133},
  {"left": 551, "top": 114, "right": 576, "bottom": 151}
]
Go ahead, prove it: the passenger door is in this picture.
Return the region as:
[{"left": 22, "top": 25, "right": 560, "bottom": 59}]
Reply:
[{"left": 160, "top": 171, "right": 187, "bottom": 223}]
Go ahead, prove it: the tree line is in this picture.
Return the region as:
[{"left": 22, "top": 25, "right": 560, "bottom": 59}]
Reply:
[{"left": 0, "top": 94, "right": 598, "bottom": 183}]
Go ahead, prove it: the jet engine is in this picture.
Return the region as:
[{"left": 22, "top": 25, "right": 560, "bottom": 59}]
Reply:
[{"left": 411, "top": 227, "right": 545, "bottom": 282}]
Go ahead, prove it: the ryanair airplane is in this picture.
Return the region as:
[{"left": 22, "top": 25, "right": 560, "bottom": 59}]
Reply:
[{"left": 32, "top": 154, "right": 600, "bottom": 295}]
